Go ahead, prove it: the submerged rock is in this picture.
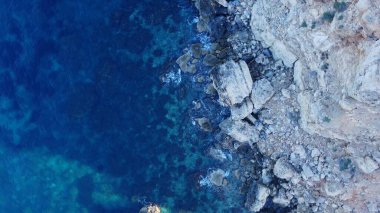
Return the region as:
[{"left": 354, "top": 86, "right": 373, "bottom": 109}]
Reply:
[
  {"left": 176, "top": 51, "right": 196, "bottom": 73},
  {"left": 219, "top": 118, "right": 259, "bottom": 146},
  {"left": 191, "top": 43, "right": 203, "bottom": 58},
  {"left": 245, "top": 183, "right": 270, "bottom": 212},
  {"left": 209, "top": 169, "right": 228, "bottom": 186},
  {"left": 209, "top": 148, "right": 228, "bottom": 162},
  {"left": 139, "top": 204, "right": 161, "bottom": 213},
  {"left": 250, "top": 78, "right": 274, "bottom": 110},
  {"left": 212, "top": 60, "right": 253, "bottom": 106},
  {"left": 195, "top": 117, "right": 213, "bottom": 132},
  {"left": 203, "top": 54, "right": 221, "bottom": 67}
]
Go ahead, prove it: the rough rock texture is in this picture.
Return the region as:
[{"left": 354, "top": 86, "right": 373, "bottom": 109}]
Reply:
[
  {"left": 139, "top": 204, "right": 161, "bottom": 213},
  {"left": 192, "top": 0, "right": 380, "bottom": 212},
  {"left": 355, "top": 156, "right": 379, "bottom": 174},
  {"left": 245, "top": 183, "right": 270, "bottom": 212},
  {"left": 212, "top": 60, "right": 253, "bottom": 106},
  {"left": 230, "top": 98, "right": 253, "bottom": 120},
  {"left": 209, "top": 169, "right": 227, "bottom": 186},
  {"left": 250, "top": 0, "right": 380, "bottom": 143},
  {"left": 250, "top": 78, "right": 275, "bottom": 110},
  {"left": 273, "top": 157, "right": 297, "bottom": 181},
  {"left": 219, "top": 118, "right": 259, "bottom": 146}
]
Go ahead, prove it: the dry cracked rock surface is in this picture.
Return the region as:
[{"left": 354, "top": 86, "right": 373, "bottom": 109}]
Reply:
[{"left": 185, "top": 0, "right": 380, "bottom": 212}]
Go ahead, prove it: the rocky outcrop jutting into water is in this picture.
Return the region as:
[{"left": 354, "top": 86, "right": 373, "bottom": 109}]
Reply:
[{"left": 188, "top": 0, "right": 380, "bottom": 212}]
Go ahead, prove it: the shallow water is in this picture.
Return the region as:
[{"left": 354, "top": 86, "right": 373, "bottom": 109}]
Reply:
[{"left": 0, "top": 0, "right": 239, "bottom": 212}]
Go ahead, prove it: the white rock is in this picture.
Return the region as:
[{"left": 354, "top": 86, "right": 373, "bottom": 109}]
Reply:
[
  {"left": 209, "top": 148, "right": 227, "bottom": 162},
  {"left": 311, "top": 148, "right": 321, "bottom": 158},
  {"left": 245, "top": 183, "right": 270, "bottom": 212},
  {"left": 209, "top": 169, "right": 227, "bottom": 186},
  {"left": 214, "top": 0, "right": 228, "bottom": 7},
  {"left": 273, "top": 194, "right": 291, "bottom": 207},
  {"left": 219, "top": 118, "right": 260, "bottom": 146},
  {"left": 251, "top": 79, "right": 275, "bottom": 110},
  {"left": 212, "top": 60, "right": 253, "bottom": 106},
  {"left": 230, "top": 98, "right": 253, "bottom": 120},
  {"left": 271, "top": 41, "right": 298, "bottom": 67},
  {"left": 355, "top": 156, "right": 379, "bottom": 174},
  {"left": 273, "top": 157, "right": 296, "bottom": 180}
]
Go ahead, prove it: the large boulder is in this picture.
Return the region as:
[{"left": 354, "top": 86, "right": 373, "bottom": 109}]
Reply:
[
  {"left": 245, "top": 183, "right": 270, "bottom": 212},
  {"left": 250, "top": 78, "right": 275, "bottom": 110},
  {"left": 212, "top": 60, "right": 253, "bottom": 106},
  {"left": 219, "top": 118, "right": 259, "bottom": 146},
  {"left": 273, "top": 157, "right": 296, "bottom": 181},
  {"left": 209, "top": 169, "right": 227, "bottom": 186},
  {"left": 230, "top": 98, "right": 254, "bottom": 120}
]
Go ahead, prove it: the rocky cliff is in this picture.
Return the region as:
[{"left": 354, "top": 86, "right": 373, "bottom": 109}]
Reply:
[
  {"left": 188, "top": 0, "right": 380, "bottom": 212},
  {"left": 250, "top": 0, "right": 380, "bottom": 143}
]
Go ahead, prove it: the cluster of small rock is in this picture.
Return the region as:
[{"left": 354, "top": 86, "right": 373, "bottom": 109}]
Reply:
[{"left": 182, "top": 0, "right": 380, "bottom": 212}]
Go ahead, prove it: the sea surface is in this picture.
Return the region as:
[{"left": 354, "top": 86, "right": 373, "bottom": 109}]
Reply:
[{"left": 0, "top": 0, "right": 242, "bottom": 212}]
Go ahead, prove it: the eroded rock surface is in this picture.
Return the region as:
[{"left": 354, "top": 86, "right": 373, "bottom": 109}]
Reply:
[
  {"left": 250, "top": 0, "right": 380, "bottom": 143},
  {"left": 212, "top": 60, "right": 253, "bottom": 106},
  {"left": 245, "top": 183, "right": 270, "bottom": 212},
  {"left": 191, "top": 0, "right": 380, "bottom": 212},
  {"left": 219, "top": 118, "right": 259, "bottom": 146},
  {"left": 250, "top": 78, "right": 274, "bottom": 110}
]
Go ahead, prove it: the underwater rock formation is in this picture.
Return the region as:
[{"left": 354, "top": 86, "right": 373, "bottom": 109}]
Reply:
[{"left": 139, "top": 204, "right": 161, "bottom": 213}]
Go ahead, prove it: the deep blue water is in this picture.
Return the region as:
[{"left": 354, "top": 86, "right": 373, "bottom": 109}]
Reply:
[{"left": 0, "top": 0, "right": 235, "bottom": 212}]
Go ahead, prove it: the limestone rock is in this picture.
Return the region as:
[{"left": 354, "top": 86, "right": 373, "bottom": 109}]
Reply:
[
  {"left": 209, "top": 148, "right": 228, "bottom": 162},
  {"left": 219, "top": 118, "right": 259, "bottom": 146},
  {"left": 250, "top": 0, "right": 380, "bottom": 142},
  {"left": 250, "top": 79, "right": 274, "bottom": 110},
  {"left": 273, "top": 157, "right": 296, "bottom": 180},
  {"left": 245, "top": 183, "right": 270, "bottom": 212},
  {"left": 355, "top": 156, "right": 379, "bottom": 174},
  {"left": 176, "top": 51, "right": 196, "bottom": 73},
  {"left": 209, "top": 169, "right": 227, "bottom": 186},
  {"left": 230, "top": 98, "right": 253, "bottom": 120},
  {"left": 273, "top": 189, "right": 291, "bottom": 207},
  {"left": 140, "top": 204, "right": 161, "bottom": 213},
  {"left": 214, "top": 0, "right": 228, "bottom": 7},
  {"left": 212, "top": 60, "right": 253, "bottom": 106},
  {"left": 271, "top": 41, "right": 297, "bottom": 67},
  {"left": 195, "top": 117, "right": 213, "bottom": 132}
]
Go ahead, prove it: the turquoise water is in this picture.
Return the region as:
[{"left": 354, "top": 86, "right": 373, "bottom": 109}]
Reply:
[{"left": 0, "top": 0, "right": 238, "bottom": 212}]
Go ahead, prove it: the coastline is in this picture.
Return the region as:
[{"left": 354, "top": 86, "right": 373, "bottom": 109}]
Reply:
[{"left": 175, "top": 0, "right": 380, "bottom": 212}]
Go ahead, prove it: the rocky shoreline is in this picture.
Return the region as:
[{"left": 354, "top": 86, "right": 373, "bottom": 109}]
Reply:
[{"left": 168, "top": 0, "right": 380, "bottom": 212}]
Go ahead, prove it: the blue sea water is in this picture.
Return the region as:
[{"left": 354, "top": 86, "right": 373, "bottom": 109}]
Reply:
[{"left": 0, "top": 0, "right": 239, "bottom": 212}]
